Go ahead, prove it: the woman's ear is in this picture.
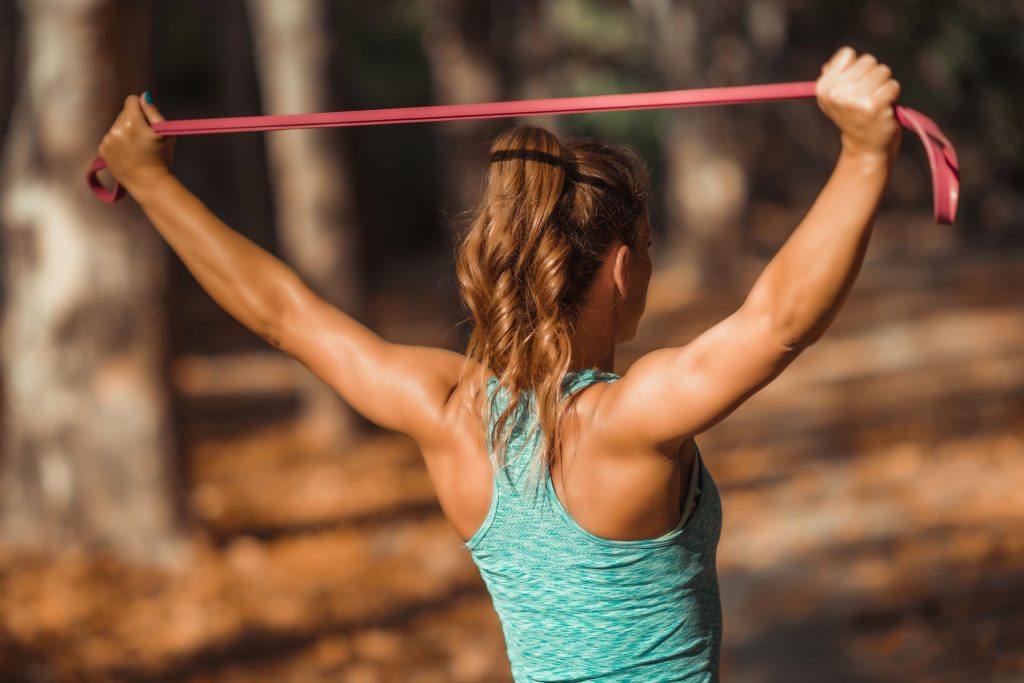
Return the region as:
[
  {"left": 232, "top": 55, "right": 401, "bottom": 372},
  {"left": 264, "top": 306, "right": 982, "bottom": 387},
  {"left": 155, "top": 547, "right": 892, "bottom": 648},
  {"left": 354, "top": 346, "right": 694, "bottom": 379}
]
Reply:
[{"left": 611, "top": 242, "right": 631, "bottom": 300}]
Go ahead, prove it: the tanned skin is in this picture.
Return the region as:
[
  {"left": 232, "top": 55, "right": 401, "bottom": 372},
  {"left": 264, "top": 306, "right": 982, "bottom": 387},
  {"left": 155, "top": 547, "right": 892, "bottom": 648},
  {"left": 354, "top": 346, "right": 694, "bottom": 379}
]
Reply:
[{"left": 98, "top": 46, "right": 900, "bottom": 541}]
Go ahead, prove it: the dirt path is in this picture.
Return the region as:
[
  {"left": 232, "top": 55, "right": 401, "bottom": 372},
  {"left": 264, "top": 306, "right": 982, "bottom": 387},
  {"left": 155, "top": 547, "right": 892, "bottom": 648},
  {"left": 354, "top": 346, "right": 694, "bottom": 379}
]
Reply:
[{"left": 2, "top": 231, "right": 1021, "bottom": 682}]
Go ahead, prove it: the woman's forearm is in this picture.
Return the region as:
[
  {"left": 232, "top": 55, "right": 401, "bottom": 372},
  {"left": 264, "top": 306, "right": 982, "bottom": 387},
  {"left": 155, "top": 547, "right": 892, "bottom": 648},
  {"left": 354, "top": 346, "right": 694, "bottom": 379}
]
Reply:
[
  {"left": 130, "top": 173, "right": 301, "bottom": 344},
  {"left": 752, "top": 148, "right": 893, "bottom": 349}
]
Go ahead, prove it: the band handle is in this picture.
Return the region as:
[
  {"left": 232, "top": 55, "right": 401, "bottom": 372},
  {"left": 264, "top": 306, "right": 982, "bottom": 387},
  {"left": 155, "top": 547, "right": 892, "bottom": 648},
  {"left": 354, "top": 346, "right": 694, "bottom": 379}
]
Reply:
[
  {"left": 893, "top": 105, "right": 959, "bottom": 225},
  {"left": 86, "top": 156, "right": 125, "bottom": 205}
]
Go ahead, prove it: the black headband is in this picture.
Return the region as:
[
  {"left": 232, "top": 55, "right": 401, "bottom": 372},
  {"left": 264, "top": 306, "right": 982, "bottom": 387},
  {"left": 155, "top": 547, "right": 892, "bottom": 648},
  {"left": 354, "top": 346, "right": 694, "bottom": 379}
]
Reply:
[{"left": 489, "top": 148, "right": 634, "bottom": 202}]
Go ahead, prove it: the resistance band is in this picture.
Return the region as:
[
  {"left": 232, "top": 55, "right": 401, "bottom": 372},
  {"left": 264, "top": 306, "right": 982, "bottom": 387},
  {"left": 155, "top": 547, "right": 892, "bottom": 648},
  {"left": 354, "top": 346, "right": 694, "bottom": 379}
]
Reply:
[{"left": 87, "top": 81, "right": 959, "bottom": 224}]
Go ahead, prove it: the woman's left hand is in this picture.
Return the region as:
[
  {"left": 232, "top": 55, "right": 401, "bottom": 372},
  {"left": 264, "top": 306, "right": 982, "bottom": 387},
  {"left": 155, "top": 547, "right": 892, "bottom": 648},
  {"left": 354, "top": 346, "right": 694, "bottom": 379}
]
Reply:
[{"left": 97, "top": 92, "right": 175, "bottom": 194}]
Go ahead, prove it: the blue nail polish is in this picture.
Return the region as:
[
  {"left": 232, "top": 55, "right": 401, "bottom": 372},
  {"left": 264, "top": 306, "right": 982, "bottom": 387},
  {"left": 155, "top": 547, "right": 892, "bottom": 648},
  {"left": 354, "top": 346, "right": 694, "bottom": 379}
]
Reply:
[{"left": 143, "top": 91, "right": 153, "bottom": 104}]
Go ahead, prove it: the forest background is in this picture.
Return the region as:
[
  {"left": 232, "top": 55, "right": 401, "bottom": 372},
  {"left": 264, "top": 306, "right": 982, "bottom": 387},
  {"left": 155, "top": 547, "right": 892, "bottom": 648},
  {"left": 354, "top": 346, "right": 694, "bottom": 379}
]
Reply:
[{"left": 0, "top": 1, "right": 1021, "bottom": 681}]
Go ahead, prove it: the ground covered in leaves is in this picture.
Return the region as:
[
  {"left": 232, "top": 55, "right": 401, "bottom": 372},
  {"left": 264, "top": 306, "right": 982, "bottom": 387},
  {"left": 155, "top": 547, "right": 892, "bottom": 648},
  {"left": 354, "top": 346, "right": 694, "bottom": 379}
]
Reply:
[{"left": 2, "top": 212, "right": 1022, "bottom": 682}]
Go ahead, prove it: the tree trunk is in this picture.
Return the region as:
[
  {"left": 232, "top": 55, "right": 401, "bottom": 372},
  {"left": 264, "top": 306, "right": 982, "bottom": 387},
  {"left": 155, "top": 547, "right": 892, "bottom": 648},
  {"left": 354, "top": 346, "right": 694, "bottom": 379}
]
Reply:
[
  {"left": 632, "top": 0, "right": 779, "bottom": 295},
  {"left": 423, "top": 0, "right": 509, "bottom": 224},
  {"left": 244, "top": 0, "right": 365, "bottom": 451},
  {"left": 506, "top": 0, "right": 565, "bottom": 133},
  {"left": 0, "top": 0, "right": 187, "bottom": 564},
  {"left": 0, "top": 0, "right": 17, "bottom": 146}
]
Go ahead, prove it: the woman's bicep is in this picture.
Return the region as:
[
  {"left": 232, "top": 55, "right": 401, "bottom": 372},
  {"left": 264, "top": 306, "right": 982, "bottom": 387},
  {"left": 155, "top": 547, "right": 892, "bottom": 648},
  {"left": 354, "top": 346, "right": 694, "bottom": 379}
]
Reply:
[
  {"left": 276, "top": 287, "right": 466, "bottom": 447},
  {"left": 594, "top": 300, "right": 803, "bottom": 450}
]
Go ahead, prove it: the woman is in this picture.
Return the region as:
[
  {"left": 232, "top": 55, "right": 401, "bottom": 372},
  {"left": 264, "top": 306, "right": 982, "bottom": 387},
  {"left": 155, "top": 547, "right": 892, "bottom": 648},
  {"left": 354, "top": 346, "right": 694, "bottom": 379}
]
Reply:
[{"left": 99, "top": 45, "right": 900, "bottom": 682}]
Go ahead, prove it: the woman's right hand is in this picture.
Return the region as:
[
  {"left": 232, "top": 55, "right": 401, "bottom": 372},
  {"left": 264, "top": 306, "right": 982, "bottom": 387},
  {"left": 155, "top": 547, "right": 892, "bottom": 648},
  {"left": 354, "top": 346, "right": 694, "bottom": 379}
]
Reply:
[{"left": 815, "top": 46, "right": 902, "bottom": 162}]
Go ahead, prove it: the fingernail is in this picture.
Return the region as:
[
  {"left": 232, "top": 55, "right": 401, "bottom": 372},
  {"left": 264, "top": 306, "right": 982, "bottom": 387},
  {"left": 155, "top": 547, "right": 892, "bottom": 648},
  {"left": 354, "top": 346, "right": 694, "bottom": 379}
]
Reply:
[{"left": 143, "top": 91, "right": 153, "bottom": 104}]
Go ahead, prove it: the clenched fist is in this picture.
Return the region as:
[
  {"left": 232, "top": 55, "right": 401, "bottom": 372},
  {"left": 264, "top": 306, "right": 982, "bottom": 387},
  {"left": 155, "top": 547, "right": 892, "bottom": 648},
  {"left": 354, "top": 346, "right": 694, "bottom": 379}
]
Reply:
[
  {"left": 97, "top": 93, "right": 175, "bottom": 194},
  {"left": 816, "top": 46, "right": 902, "bottom": 162}
]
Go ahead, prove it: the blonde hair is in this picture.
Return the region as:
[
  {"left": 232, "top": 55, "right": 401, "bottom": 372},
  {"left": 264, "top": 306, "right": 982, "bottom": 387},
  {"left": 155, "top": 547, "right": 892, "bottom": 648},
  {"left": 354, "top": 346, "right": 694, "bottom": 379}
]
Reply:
[{"left": 453, "top": 124, "right": 650, "bottom": 499}]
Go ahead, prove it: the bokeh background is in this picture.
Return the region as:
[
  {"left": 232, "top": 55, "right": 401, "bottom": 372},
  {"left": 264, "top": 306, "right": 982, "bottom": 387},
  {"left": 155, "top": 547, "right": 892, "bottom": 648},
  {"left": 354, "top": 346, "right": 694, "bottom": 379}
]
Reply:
[{"left": 1, "top": 1, "right": 1022, "bottom": 681}]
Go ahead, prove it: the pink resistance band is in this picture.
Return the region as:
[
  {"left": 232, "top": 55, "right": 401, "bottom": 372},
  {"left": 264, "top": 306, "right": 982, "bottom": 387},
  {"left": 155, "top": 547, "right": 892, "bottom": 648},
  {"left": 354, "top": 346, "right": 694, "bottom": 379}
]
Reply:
[{"left": 87, "top": 81, "right": 959, "bottom": 224}]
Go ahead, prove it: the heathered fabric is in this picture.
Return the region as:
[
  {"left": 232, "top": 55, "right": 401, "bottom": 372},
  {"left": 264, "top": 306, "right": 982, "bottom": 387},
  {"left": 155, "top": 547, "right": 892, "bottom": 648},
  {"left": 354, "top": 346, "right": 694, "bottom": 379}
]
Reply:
[{"left": 464, "top": 368, "right": 724, "bottom": 682}]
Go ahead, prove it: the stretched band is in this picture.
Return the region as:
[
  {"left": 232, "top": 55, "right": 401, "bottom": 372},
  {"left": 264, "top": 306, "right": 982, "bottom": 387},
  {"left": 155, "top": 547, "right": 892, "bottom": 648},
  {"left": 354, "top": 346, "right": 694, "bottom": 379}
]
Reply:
[{"left": 86, "top": 81, "right": 959, "bottom": 224}]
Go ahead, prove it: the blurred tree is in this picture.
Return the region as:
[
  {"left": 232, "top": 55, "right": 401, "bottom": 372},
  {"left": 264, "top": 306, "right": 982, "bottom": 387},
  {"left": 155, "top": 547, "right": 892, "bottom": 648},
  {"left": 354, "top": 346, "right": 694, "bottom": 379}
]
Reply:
[
  {"left": 422, "top": 0, "right": 509, "bottom": 225},
  {"left": 0, "top": 0, "right": 187, "bottom": 564},
  {"left": 632, "top": 0, "right": 784, "bottom": 294},
  {"left": 215, "top": 0, "right": 274, "bottom": 259},
  {"left": 245, "top": 0, "right": 366, "bottom": 449},
  {"left": 504, "top": 0, "right": 562, "bottom": 122},
  {"left": 0, "top": 1, "right": 16, "bottom": 146}
]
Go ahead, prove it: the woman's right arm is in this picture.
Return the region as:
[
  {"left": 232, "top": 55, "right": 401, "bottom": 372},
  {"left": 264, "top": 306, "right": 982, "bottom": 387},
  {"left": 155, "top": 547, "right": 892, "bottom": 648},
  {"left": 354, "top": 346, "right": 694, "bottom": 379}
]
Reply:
[
  {"left": 594, "top": 46, "right": 903, "bottom": 449},
  {"left": 759, "top": 46, "right": 901, "bottom": 349}
]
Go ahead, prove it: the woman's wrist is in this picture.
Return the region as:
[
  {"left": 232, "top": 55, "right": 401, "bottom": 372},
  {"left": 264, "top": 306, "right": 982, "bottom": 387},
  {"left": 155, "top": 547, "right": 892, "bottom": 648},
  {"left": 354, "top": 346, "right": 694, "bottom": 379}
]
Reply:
[
  {"left": 124, "top": 167, "right": 175, "bottom": 204},
  {"left": 837, "top": 144, "right": 893, "bottom": 173}
]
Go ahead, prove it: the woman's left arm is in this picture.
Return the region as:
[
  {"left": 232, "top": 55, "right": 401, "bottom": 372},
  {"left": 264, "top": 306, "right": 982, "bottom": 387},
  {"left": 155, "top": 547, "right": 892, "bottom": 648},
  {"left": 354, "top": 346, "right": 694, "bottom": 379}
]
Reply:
[
  {"left": 101, "top": 94, "right": 292, "bottom": 346},
  {"left": 100, "top": 94, "right": 465, "bottom": 450},
  {"left": 129, "top": 171, "right": 298, "bottom": 347}
]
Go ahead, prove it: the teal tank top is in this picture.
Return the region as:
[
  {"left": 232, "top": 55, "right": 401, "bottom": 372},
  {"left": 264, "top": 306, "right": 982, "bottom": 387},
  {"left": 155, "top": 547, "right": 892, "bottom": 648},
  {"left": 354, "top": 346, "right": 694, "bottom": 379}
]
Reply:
[{"left": 464, "top": 368, "right": 724, "bottom": 682}]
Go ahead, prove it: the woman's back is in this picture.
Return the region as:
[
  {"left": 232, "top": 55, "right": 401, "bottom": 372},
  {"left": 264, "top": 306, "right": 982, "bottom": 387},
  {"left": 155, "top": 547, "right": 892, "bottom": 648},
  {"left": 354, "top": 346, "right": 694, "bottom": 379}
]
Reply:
[{"left": 462, "top": 368, "right": 723, "bottom": 683}]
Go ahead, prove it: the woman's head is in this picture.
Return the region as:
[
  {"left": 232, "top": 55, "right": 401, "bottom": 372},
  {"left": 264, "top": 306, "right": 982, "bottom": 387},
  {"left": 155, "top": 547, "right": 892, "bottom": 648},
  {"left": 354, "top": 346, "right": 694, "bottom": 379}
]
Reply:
[{"left": 454, "top": 124, "right": 652, "bottom": 494}]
